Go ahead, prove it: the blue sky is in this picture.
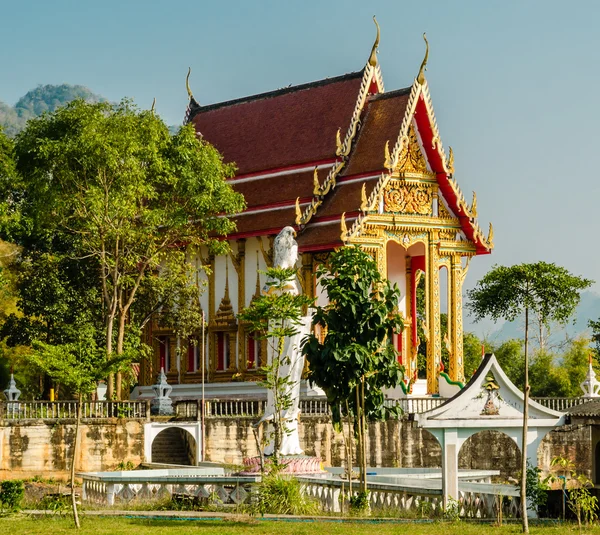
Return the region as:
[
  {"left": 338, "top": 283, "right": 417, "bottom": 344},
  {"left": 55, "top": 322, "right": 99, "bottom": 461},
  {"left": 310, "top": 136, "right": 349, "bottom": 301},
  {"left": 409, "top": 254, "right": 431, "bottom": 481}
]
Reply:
[{"left": 2, "top": 0, "right": 600, "bottom": 332}]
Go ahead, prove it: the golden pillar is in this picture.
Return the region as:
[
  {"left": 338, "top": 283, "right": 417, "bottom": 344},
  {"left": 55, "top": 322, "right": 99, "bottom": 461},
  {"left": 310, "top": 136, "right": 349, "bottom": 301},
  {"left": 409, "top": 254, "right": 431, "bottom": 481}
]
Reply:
[
  {"left": 426, "top": 232, "right": 442, "bottom": 394},
  {"left": 449, "top": 254, "right": 465, "bottom": 382},
  {"left": 404, "top": 256, "right": 414, "bottom": 378},
  {"left": 233, "top": 239, "right": 246, "bottom": 373},
  {"left": 301, "top": 253, "right": 314, "bottom": 314}
]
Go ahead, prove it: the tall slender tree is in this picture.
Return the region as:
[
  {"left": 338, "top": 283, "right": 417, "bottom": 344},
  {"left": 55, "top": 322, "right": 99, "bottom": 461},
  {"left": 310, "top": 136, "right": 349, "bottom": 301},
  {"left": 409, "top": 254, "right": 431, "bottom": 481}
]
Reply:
[
  {"left": 303, "top": 246, "right": 404, "bottom": 504},
  {"left": 467, "top": 262, "right": 592, "bottom": 532}
]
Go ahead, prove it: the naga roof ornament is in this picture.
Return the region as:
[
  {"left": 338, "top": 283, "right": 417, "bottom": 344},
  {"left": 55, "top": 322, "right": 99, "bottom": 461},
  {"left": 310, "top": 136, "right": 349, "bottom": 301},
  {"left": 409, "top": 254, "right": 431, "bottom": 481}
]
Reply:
[
  {"left": 150, "top": 97, "right": 156, "bottom": 115},
  {"left": 313, "top": 167, "right": 320, "bottom": 195},
  {"left": 417, "top": 33, "right": 429, "bottom": 85},
  {"left": 470, "top": 191, "right": 478, "bottom": 218},
  {"left": 368, "top": 16, "right": 381, "bottom": 67}
]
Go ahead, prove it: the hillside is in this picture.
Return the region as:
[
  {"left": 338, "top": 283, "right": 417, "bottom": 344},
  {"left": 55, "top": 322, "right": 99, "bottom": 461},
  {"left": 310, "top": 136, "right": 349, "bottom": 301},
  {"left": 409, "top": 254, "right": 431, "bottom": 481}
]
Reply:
[{"left": 0, "top": 84, "right": 105, "bottom": 136}]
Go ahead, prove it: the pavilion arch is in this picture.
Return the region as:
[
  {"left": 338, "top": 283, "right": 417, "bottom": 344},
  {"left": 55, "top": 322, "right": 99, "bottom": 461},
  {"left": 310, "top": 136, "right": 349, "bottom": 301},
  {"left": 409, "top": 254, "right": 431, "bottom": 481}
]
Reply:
[
  {"left": 144, "top": 422, "right": 202, "bottom": 465},
  {"left": 458, "top": 429, "right": 521, "bottom": 481},
  {"left": 416, "top": 354, "right": 564, "bottom": 509}
]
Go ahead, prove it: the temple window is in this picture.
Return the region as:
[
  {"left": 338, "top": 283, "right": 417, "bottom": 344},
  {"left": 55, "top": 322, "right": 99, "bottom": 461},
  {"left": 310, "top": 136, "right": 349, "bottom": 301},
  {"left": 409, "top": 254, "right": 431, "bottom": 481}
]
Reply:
[
  {"left": 187, "top": 337, "right": 199, "bottom": 373},
  {"left": 158, "top": 335, "right": 170, "bottom": 372},
  {"left": 246, "top": 332, "right": 264, "bottom": 370}
]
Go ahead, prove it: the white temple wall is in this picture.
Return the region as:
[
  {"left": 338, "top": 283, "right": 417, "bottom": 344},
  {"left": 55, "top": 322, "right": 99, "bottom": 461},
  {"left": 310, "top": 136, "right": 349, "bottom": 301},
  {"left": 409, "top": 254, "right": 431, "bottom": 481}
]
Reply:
[{"left": 386, "top": 241, "right": 407, "bottom": 315}]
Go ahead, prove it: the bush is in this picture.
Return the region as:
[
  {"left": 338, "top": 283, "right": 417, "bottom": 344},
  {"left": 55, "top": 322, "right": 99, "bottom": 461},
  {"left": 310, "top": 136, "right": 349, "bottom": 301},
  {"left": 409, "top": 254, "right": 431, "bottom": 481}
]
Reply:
[
  {"left": 254, "top": 474, "right": 318, "bottom": 515},
  {"left": 0, "top": 480, "right": 24, "bottom": 511}
]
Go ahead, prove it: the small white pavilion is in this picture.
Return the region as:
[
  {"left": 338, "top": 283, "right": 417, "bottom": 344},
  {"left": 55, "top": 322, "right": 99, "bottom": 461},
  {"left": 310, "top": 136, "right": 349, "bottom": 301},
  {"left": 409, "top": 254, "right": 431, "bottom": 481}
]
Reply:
[{"left": 416, "top": 353, "right": 564, "bottom": 509}]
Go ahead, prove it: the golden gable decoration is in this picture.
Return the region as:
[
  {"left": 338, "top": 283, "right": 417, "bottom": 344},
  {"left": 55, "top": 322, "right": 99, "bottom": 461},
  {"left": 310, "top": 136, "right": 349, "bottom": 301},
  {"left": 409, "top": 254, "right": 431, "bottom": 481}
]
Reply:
[
  {"left": 395, "top": 124, "right": 431, "bottom": 175},
  {"left": 383, "top": 181, "right": 433, "bottom": 215}
]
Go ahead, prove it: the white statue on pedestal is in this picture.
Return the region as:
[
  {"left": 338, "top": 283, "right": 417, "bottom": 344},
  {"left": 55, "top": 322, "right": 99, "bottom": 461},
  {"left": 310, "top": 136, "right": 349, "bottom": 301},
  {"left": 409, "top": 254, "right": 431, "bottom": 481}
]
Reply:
[{"left": 259, "top": 226, "right": 310, "bottom": 456}]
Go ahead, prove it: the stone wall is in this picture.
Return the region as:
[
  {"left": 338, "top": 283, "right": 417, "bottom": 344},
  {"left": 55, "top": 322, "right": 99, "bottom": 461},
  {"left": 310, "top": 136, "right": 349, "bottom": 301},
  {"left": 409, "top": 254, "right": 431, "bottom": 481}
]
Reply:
[
  {"left": 0, "top": 416, "right": 595, "bottom": 482},
  {"left": 0, "top": 419, "right": 144, "bottom": 480}
]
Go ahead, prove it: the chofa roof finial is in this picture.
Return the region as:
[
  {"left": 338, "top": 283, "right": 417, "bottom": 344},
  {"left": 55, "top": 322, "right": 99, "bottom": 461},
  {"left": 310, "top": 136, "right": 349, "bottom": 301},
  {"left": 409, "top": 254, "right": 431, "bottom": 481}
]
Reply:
[
  {"left": 186, "top": 67, "right": 194, "bottom": 100},
  {"left": 417, "top": 33, "right": 429, "bottom": 85},
  {"left": 368, "top": 16, "right": 381, "bottom": 67}
]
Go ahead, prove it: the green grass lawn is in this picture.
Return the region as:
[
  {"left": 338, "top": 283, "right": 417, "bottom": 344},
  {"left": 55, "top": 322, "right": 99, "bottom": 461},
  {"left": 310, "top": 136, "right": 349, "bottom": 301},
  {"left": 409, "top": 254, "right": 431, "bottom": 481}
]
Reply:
[{"left": 0, "top": 516, "right": 598, "bottom": 535}]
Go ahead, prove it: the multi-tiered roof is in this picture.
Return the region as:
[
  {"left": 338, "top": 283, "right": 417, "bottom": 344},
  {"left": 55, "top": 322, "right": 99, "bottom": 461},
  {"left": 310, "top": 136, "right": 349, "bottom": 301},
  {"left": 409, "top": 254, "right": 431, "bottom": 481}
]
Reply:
[{"left": 184, "top": 23, "right": 493, "bottom": 256}]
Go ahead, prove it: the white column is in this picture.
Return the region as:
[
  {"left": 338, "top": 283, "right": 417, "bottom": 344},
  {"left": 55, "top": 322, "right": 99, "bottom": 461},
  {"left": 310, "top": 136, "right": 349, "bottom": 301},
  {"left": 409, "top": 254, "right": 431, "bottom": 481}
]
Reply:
[{"left": 441, "top": 428, "right": 459, "bottom": 505}]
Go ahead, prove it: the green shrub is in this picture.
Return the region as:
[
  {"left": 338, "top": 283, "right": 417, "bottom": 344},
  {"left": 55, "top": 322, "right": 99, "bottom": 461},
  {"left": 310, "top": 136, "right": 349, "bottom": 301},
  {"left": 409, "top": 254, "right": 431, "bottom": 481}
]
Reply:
[
  {"left": 0, "top": 480, "right": 24, "bottom": 511},
  {"left": 349, "top": 491, "right": 370, "bottom": 514},
  {"left": 254, "top": 474, "right": 319, "bottom": 516}
]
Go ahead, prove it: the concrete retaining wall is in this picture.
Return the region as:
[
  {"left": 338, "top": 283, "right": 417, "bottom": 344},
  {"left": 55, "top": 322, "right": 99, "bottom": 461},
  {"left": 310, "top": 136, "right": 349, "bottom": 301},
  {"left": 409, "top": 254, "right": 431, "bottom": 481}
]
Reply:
[{"left": 0, "top": 416, "right": 593, "bottom": 481}]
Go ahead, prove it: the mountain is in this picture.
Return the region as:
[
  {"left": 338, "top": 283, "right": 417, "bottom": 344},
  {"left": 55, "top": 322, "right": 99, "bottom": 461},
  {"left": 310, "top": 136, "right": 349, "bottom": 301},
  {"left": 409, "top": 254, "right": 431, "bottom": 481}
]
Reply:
[{"left": 0, "top": 84, "right": 105, "bottom": 136}]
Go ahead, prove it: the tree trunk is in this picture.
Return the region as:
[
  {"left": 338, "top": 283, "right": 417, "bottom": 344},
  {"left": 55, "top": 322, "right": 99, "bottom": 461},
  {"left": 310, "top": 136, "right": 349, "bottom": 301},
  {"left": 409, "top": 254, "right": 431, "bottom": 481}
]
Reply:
[
  {"left": 115, "top": 312, "right": 127, "bottom": 400},
  {"left": 361, "top": 378, "right": 367, "bottom": 496},
  {"left": 355, "top": 386, "right": 363, "bottom": 494},
  {"left": 71, "top": 393, "right": 82, "bottom": 529},
  {"left": 521, "top": 305, "right": 529, "bottom": 533},
  {"left": 106, "top": 315, "right": 115, "bottom": 400}
]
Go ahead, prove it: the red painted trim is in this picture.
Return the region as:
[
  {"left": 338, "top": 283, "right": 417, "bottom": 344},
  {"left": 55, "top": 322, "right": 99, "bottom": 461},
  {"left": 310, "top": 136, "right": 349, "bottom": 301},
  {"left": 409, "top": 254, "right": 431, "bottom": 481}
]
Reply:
[
  {"left": 298, "top": 242, "right": 341, "bottom": 253},
  {"left": 311, "top": 211, "right": 360, "bottom": 224},
  {"left": 229, "top": 158, "right": 338, "bottom": 181},
  {"left": 241, "top": 197, "right": 312, "bottom": 214},
  {"left": 336, "top": 171, "right": 385, "bottom": 183},
  {"left": 187, "top": 337, "right": 196, "bottom": 373},
  {"left": 413, "top": 96, "right": 491, "bottom": 255},
  {"left": 411, "top": 255, "right": 426, "bottom": 347},
  {"left": 227, "top": 226, "right": 299, "bottom": 240}
]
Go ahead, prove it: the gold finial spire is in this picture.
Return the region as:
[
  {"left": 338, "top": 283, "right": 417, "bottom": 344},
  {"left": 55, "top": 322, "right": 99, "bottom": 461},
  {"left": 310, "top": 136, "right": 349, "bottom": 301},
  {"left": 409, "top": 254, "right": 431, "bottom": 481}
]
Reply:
[
  {"left": 360, "top": 183, "right": 368, "bottom": 211},
  {"left": 446, "top": 146, "right": 455, "bottom": 174},
  {"left": 384, "top": 139, "right": 393, "bottom": 169},
  {"left": 470, "top": 191, "right": 478, "bottom": 218},
  {"left": 487, "top": 222, "right": 494, "bottom": 247},
  {"left": 368, "top": 16, "right": 381, "bottom": 67},
  {"left": 417, "top": 33, "right": 429, "bottom": 85},
  {"left": 313, "top": 167, "right": 320, "bottom": 195},
  {"left": 150, "top": 97, "right": 156, "bottom": 115},
  {"left": 186, "top": 67, "right": 194, "bottom": 99},
  {"left": 340, "top": 212, "right": 348, "bottom": 241},
  {"left": 336, "top": 128, "right": 343, "bottom": 156},
  {"left": 295, "top": 197, "right": 302, "bottom": 225}
]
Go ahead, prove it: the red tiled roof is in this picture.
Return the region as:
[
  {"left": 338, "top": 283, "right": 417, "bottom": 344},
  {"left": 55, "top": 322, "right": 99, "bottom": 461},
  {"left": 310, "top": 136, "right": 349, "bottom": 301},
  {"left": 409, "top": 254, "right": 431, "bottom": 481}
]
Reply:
[
  {"left": 231, "top": 170, "right": 316, "bottom": 209},
  {"left": 191, "top": 72, "right": 364, "bottom": 176},
  {"left": 344, "top": 89, "right": 411, "bottom": 176}
]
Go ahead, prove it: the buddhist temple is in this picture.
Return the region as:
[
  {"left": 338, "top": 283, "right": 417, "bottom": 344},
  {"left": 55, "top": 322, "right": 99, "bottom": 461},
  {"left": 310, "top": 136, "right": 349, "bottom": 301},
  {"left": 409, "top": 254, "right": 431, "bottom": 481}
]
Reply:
[{"left": 137, "top": 21, "right": 493, "bottom": 398}]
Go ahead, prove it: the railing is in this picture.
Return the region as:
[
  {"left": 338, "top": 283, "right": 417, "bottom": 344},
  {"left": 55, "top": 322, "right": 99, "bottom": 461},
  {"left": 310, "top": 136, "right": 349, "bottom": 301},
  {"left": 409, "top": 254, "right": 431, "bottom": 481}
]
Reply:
[
  {"left": 174, "top": 397, "right": 447, "bottom": 420},
  {"left": 1, "top": 400, "right": 149, "bottom": 420},
  {"left": 80, "top": 472, "right": 259, "bottom": 506},
  {"left": 300, "top": 477, "right": 520, "bottom": 518},
  {"left": 532, "top": 397, "right": 590, "bottom": 412}
]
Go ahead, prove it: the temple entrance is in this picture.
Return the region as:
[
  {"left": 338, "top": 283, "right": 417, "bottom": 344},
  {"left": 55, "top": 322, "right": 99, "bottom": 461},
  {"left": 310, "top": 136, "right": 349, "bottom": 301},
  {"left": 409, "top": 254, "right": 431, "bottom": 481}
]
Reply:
[
  {"left": 151, "top": 427, "right": 197, "bottom": 466},
  {"left": 144, "top": 422, "right": 202, "bottom": 465}
]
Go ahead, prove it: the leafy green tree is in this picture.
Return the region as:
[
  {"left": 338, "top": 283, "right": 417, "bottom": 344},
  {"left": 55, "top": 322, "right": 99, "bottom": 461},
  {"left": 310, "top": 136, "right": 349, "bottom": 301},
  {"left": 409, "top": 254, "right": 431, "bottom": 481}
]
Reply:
[
  {"left": 240, "top": 267, "right": 312, "bottom": 467},
  {"left": 467, "top": 262, "right": 592, "bottom": 533},
  {"left": 27, "top": 324, "right": 124, "bottom": 528},
  {"left": 561, "top": 337, "right": 596, "bottom": 397},
  {"left": 8, "top": 99, "right": 245, "bottom": 398},
  {"left": 303, "top": 246, "right": 404, "bottom": 499}
]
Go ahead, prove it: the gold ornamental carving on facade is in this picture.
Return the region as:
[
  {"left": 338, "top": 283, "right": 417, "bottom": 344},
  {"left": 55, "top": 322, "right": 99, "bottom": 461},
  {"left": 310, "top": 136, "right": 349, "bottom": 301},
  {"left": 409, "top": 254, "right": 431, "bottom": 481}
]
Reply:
[
  {"left": 395, "top": 124, "right": 431, "bottom": 175},
  {"left": 383, "top": 182, "right": 433, "bottom": 215}
]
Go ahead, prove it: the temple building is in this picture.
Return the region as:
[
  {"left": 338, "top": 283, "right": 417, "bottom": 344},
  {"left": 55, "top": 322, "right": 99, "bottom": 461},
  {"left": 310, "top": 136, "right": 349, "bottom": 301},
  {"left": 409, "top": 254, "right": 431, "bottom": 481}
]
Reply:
[{"left": 136, "top": 23, "right": 493, "bottom": 398}]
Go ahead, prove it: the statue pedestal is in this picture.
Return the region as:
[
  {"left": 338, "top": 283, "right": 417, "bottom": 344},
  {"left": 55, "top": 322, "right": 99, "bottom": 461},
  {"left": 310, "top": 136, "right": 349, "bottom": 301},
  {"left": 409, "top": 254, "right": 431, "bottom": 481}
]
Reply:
[{"left": 240, "top": 455, "right": 324, "bottom": 475}]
